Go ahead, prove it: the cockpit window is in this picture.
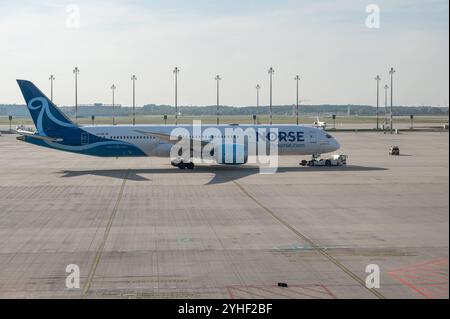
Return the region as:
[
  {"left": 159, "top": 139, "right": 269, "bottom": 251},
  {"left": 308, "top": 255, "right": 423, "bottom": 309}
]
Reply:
[{"left": 326, "top": 134, "right": 333, "bottom": 139}]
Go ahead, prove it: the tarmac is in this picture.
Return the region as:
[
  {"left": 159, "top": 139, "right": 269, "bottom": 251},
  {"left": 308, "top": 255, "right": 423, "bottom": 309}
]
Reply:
[{"left": 0, "top": 131, "right": 448, "bottom": 299}]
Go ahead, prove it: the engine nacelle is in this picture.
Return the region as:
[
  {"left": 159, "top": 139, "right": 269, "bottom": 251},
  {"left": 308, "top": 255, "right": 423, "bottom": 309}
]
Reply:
[{"left": 211, "top": 143, "right": 248, "bottom": 165}]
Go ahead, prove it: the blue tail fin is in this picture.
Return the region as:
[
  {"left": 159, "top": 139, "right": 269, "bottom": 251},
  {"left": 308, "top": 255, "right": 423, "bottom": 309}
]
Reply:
[{"left": 16, "top": 79, "right": 76, "bottom": 135}]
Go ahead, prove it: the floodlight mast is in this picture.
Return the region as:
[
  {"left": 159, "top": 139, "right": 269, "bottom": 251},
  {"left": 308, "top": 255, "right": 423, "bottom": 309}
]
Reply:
[
  {"left": 49, "top": 74, "right": 55, "bottom": 102},
  {"left": 131, "top": 75, "right": 137, "bottom": 126},
  {"left": 256, "top": 84, "right": 261, "bottom": 124},
  {"left": 268, "top": 67, "right": 275, "bottom": 125},
  {"left": 389, "top": 67, "right": 396, "bottom": 134},
  {"left": 73, "top": 66, "right": 79, "bottom": 124},
  {"left": 294, "top": 75, "right": 300, "bottom": 125},
  {"left": 111, "top": 84, "right": 116, "bottom": 125},
  {"left": 384, "top": 84, "right": 389, "bottom": 131},
  {"left": 173, "top": 67, "right": 180, "bottom": 125},
  {"left": 375, "top": 75, "right": 381, "bottom": 130},
  {"left": 215, "top": 75, "right": 221, "bottom": 125}
]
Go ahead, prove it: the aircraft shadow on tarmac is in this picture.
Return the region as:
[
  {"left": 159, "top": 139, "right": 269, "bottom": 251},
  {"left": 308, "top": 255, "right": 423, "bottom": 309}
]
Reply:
[{"left": 58, "top": 165, "right": 387, "bottom": 185}]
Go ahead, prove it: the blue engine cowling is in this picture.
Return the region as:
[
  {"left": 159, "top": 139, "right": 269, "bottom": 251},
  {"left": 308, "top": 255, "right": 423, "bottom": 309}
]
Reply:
[{"left": 214, "top": 143, "right": 248, "bottom": 165}]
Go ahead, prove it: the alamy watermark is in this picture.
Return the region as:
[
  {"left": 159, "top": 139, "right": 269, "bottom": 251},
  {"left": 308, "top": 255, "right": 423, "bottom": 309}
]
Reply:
[
  {"left": 66, "top": 4, "right": 80, "bottom": 29},
  {"left": 169, "top": 121, "right": 281, "bottom": 174},
  {"left": 65, "top": 264, "right": 80, "bottom": 289},
  {"left": 365, "top": 264, "right": 380, "bottom": 289},
  {"left": 366, "top": 4, "right": 380, "bottom": 29}
]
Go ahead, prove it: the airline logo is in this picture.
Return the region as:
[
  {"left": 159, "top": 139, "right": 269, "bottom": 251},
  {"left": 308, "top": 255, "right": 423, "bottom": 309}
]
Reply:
[{"left": 258, "top": 131, "right": 305, "bottom": 142}]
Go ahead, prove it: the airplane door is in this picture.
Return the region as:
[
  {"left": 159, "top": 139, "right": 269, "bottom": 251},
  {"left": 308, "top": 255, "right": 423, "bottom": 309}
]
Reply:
[
  {"left": 309, "top": 130, "right": 317, "bottom": 144},
  {"left": 81, "top": 132, "right": 89, "bottom": 145}
]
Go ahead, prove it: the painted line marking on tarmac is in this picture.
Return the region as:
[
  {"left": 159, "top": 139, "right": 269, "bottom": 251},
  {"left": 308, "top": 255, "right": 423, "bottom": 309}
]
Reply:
[
  {"left": 82, "top": 170, "right": 129, "bottom": 297},
  {"left": 232, "top": 180, "right": 386, "bottom": 299}
]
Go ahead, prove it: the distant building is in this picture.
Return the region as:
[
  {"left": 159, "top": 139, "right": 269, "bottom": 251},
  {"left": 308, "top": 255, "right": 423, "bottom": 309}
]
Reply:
[
  {"left": 0, "top": 104, "right": 29, "bottom": 117},
  {"left": 0, "top": 103, "right": 125, "bottom": 118},
  {"left": 0, "top": 103, "right": 447, "bottom": 118}
]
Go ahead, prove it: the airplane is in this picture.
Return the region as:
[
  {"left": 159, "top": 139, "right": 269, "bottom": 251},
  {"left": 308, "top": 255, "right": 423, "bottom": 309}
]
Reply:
[
  {"left": 313, "top": 115, "right": 327, "bottom": 129},
  {"left": 15, "top": 79, "right": 340, "bottom": 169}
]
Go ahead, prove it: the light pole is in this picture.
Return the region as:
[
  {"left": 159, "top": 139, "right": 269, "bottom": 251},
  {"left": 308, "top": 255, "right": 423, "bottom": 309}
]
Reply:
[
  {"left": 268, "top": 67, "right": 274, "bottom": 125},
  {"left": 384, "top": 84, "right": 389, "bottom": 131},
  {"left": 49, "top": 74, "right": 55, "bottom": 102},
  {"left": 73, "top": 66, "right": 79, "bottom": 124},
  {"left": 131, "top": 75, "right": 137, "bottom": 126},
  {"left": 173, "top": 67, "right": 180, "bottom": 125},
  {"left": 256, "top": 84, "right": 260, "bottom": 124},
  {"left": 215, "top": 75, "right": 221, "bottom": 125},
  {"left": 389, "top": 67, "right": 395, "bottom": 134},
  {"left": 294, "top": 75, "right": 300, "bottom": 125},
  {"left": 375, "top": 75, "right": 381, "bottom": 130},
  {"left": 111, "top": 84, "right": 116, "bottom": 125}
]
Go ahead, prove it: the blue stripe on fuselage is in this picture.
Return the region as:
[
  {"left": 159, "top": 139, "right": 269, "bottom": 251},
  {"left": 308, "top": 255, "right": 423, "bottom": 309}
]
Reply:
[{"left": 22, "top": 135, "right": 146, "bottom": 157}]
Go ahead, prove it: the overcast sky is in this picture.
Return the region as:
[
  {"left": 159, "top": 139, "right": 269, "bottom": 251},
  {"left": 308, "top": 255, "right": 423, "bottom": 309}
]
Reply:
[{"left": 1, "top": 0, "right": 448, "bottom": 107}]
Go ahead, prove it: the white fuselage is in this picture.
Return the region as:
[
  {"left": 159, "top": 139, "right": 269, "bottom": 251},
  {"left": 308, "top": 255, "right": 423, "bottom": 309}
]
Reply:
[{"left": 82, "top": 124, "right": 340, "bottom": 157}]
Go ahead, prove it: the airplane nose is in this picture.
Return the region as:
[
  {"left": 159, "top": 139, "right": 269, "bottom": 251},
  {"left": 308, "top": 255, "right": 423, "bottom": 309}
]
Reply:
[{"left": 333, "top": 138, "right": 340, "bottom": 151}]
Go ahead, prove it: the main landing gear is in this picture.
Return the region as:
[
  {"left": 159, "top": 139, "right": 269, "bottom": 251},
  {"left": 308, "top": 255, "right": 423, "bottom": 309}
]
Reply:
[{"left": 171, "top": 160, "right": 195, "bottom": 170}]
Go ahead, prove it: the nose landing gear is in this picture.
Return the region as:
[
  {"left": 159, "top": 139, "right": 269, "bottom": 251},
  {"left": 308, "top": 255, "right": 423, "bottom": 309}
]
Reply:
[{"left": 171, "top": 160, "right": 195, "bottom": 170}]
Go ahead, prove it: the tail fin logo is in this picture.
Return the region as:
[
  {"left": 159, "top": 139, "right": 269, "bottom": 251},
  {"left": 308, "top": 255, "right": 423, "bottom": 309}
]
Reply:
[{"left": 28, "top": 97, "right": 76, "bottom": 135}]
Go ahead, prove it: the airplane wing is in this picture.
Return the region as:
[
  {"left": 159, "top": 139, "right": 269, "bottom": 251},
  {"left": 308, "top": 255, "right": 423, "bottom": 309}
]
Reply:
[{"left": 14, "top": 130, "right": 64, "bottom": 142}]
